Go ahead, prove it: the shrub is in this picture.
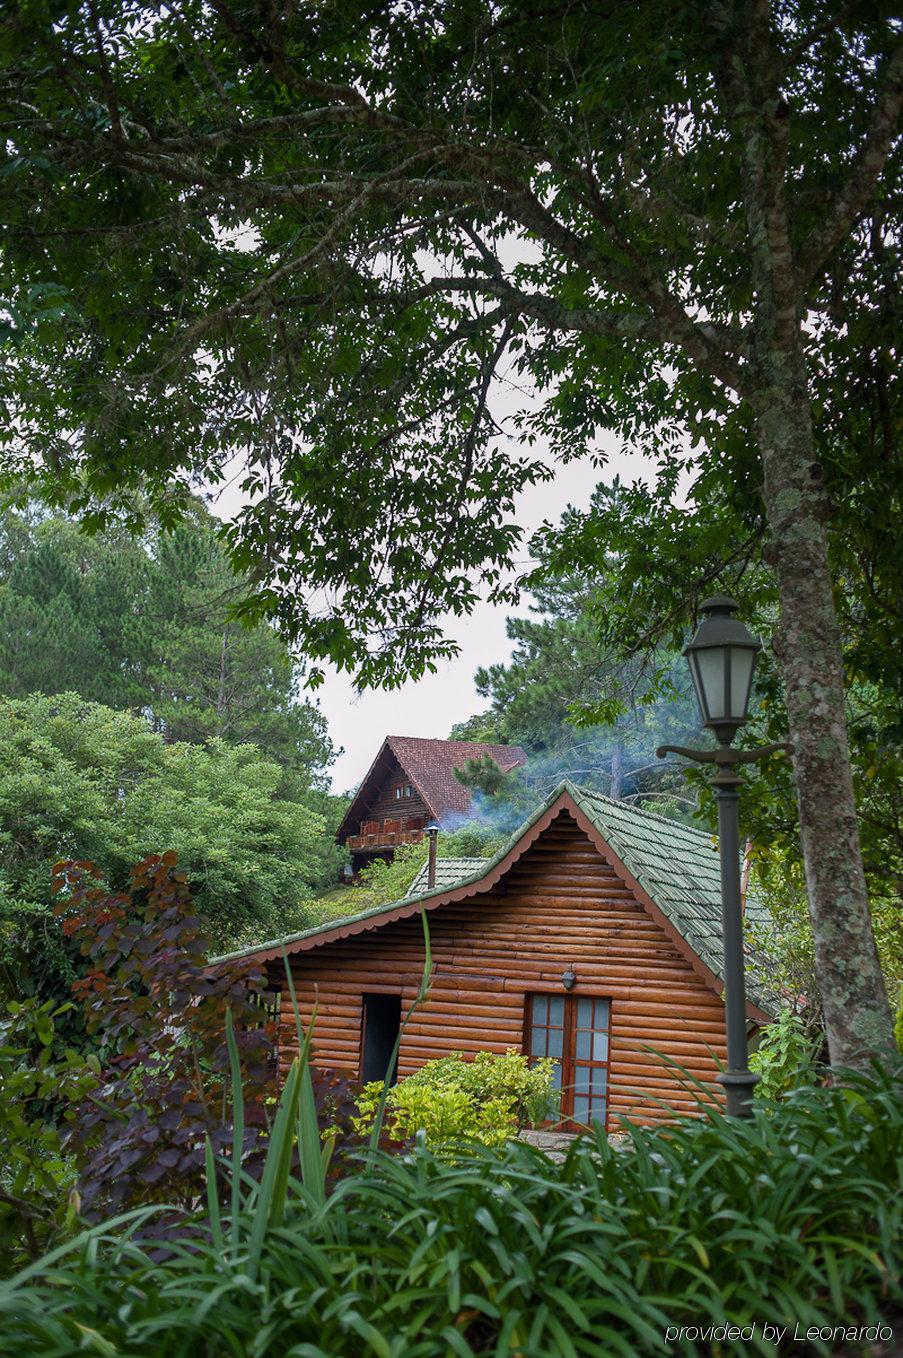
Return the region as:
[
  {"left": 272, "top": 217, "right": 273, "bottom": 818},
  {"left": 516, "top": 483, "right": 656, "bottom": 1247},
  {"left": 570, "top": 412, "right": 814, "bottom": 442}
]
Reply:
[
  {"left": 0, "top": 999, "right": 96, "bottom": 1271},
  {"left": 749, "top": 1007, "right": 821, "bottom": 1101},
  {"left": 354, "top": 1049, "right": 559, "bottom": 1149},
  {"left": 0, "top": 1051, "right": 898, "bottom": 1356},
  {"left": 53, "top": 852, "right": 277, "bottom": 1218}
]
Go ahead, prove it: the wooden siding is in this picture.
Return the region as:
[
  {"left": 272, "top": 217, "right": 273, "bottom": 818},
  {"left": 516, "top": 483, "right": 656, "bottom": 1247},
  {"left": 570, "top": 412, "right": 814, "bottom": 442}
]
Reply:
[
  {"left": 360, "top": 756, "right": 431, "bottom": 826},
  {"left": 276, "top": 809, "right": 728, "bottom": 1125}
]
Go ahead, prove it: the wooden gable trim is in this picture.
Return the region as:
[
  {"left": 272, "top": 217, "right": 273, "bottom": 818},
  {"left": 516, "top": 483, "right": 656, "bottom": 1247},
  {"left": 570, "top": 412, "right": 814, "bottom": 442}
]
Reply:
[
  {"left": 336, "top": 738, "right": 393, "bottom": 841},
  {"left": 336, "top": 737, "right": 439, "bottom": 841},
  {"left": 240, "top": 794, "right": 571, "bottom": 967}
]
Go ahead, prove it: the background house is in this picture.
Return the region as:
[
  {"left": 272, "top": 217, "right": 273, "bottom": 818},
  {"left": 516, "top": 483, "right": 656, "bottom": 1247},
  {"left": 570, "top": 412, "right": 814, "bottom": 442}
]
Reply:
[
  {"left": 337, "top": 736, "right": 527, "bottom": 873},
  {"left": 225, "top": 782, "right": 773, "bottom": 1129}
]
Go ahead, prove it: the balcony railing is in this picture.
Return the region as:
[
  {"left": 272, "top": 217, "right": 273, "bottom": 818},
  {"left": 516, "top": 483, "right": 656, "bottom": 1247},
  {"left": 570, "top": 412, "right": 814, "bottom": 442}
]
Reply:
[{"left": 346, "top": 816, "right": 427, "bottom": 852}]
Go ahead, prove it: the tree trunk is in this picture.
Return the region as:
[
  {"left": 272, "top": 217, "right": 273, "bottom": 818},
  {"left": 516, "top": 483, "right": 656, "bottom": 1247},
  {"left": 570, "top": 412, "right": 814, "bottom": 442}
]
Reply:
[
  {"left": 753, "top": 368, "right": 894, "bottom": 1066},
  {"left": 216, "top": 630, "right": 228, "bottom": 735},
  {"left": 726, "top": 5, "right": 894, "bottom": 1066}
]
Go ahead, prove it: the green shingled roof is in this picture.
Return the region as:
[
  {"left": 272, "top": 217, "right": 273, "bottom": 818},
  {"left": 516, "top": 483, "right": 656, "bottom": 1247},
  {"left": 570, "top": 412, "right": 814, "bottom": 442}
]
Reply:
[
  {"left": 564, "top": 784, "right": 773, "bottom": 1009},
  {"left": 214, "top": 779, "right": 774, "bottom": 1013},
  {"left": 407, "top": 857, "right": 488, "bottom": 894}
]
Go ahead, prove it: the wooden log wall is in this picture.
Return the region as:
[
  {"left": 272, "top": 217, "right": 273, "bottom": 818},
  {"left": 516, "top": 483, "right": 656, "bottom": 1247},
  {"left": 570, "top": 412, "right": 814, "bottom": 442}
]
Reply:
[
  {"left": 276, "top": 810, "right": 728, "bottom": 1126},
  {"left": 361, "top": 757, "right": 431, "bottom": 824}
]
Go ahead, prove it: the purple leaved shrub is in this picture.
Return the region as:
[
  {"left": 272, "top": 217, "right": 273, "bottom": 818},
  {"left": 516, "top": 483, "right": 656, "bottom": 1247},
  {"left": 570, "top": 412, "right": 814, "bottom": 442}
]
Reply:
[{"left": 54, "top": 853, "right": 277, "bottom": 1217}]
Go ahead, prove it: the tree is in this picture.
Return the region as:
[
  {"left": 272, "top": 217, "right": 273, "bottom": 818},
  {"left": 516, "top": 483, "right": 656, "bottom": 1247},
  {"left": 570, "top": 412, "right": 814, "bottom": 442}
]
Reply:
[
  {"left": 0, "top": 506, "right": 148, "bottom": 708},
  {"left": 1, "top": 2, "right": 899, "bottom": 1061},
  {"left": 0, "top": 504, "right": 337, "bottom": 799},
  {"left": 0, "top": 693, "right": 329, "bottom": 1004}
]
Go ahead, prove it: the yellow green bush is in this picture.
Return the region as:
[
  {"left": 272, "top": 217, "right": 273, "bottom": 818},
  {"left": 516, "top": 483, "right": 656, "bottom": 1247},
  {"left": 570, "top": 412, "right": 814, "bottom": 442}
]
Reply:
[{"left": 353, "top": 1049, "right": 557, "bottom": 1149}]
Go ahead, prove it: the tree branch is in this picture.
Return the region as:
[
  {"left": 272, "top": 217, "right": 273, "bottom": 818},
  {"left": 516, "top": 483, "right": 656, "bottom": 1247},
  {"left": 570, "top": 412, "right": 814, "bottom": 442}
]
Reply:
[
  {"left": 404, "top": 273, "right": 669, "bottom": 343},
  {"left": 400, "top": 272, "right": 744, "bottom": 388},
  {"left": 782, "top": 2, "right": 860, "bottom": 67},
  {"left": 409, "top": 320, "right": 514, "bottom": 629},
  {"left": 797, "top": 41, "right": 903, "bottom": 289}
]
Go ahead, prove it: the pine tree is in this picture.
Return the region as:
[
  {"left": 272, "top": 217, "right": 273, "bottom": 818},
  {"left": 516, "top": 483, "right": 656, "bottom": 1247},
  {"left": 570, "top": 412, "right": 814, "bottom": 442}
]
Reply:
[{"left": 0, "top": 503, "right": 336, "bottom": 798}]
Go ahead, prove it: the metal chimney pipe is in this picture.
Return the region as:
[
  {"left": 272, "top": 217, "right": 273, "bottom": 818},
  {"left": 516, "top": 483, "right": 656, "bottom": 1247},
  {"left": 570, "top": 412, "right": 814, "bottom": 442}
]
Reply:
[{"left": 426, "top": 821, "right": 440, "bottom": 889}]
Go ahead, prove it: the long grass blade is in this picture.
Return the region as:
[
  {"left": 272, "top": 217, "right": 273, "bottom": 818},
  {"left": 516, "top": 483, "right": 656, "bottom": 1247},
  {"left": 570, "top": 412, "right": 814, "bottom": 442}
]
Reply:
[
  {"left": 280, "top": 948, "right": 327, "bottom": 1206},
  {"left": 246, "top": 1058, "right": 302, "bottom": 1278},
  {"left": 204, "top": 1134, "right": 224, "bottom": 1255}
]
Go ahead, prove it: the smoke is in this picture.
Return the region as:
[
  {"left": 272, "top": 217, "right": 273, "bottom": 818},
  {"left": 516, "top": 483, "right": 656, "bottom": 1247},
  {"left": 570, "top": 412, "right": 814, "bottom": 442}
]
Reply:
[
  {"left": 444, "top": 721, "right": 706, "bottom": 844},
  {"left": 441, "top": 789, "right": 528, "bottom": 841}
]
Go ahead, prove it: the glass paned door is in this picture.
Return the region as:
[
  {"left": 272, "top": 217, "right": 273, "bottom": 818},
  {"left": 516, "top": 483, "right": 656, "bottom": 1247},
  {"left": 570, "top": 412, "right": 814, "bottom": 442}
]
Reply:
[
  {"left": 527, "top": 994, "right": 611, "bottom": 1129},
  {"left": 572, "top": 997, "right": 610, "bottom": 1125}
]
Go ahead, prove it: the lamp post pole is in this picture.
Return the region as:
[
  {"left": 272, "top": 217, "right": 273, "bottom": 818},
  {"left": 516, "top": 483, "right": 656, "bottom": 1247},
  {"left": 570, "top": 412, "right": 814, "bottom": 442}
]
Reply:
[
  {"left": 713, "top": 759, "right": 758, "bottom": 1117},
  {"left": 657, "top": 596, "right": 792, "bottom": 1118}
]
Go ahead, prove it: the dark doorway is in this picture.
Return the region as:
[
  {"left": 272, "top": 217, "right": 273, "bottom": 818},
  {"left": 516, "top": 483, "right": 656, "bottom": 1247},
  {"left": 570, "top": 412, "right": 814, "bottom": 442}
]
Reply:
[{"left": 360, "top": 993, "right": 402, "bottom": 1084}]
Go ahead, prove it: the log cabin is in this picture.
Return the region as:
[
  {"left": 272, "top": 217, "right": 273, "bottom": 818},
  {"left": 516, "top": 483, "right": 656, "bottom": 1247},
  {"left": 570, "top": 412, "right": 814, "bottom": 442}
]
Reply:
[
  {"left": 336, "top": 735, "right": 527, "bottom": 872},
  {"left": 222, "top": 781, "right": 774, "bottom": 1129}
]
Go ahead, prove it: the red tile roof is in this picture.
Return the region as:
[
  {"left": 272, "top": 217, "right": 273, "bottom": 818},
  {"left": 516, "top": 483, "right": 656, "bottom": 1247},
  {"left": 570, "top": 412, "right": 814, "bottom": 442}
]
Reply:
[{"left": 337, "top": 736, "right": 527, "bottom": 840}]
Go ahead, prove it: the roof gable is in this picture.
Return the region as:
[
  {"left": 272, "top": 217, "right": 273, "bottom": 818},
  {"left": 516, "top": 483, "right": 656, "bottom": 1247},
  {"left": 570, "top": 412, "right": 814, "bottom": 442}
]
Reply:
[
  {"left": 218, "top": 781, "right": 773, "bottom": 1020},
  {"left": 566, "top": 786, "right": 773, "bottom": 995},
  {"left": 337, "top": 736, "right": 527, "bottom": 839}
]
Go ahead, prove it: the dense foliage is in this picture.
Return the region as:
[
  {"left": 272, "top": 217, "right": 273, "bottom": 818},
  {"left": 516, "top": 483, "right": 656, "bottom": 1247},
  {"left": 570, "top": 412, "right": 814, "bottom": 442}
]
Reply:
[
  {"left": 0, "top": 3, "right": 894, "bottom": 691},
  {"left": 0, "top": 693, "right": 330, "bottom": 1001},
  {"left": 354, "top": 1051, "right": 557, "bottom": 1151},
  {"left": 749, "top": 1010, "right": 821, "bottom": 1102},
  {"left": 0, "top": 1049, "right": 898, "bottom": 1355},
  {"left": 0, "top": 504, "right": 338, "bottom": 800},
  {"left": 54, "top": 853, "right": 276, "bottom": 1220},
  {"left": 0, "top": 998, "right": 94, "bottom": 1267}
]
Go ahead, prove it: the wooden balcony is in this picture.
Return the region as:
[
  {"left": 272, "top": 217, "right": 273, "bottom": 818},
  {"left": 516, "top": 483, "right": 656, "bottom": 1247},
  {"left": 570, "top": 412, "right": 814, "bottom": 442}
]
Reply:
[{"left": 346, "top": 816, "right": 427, "bottom": 852}]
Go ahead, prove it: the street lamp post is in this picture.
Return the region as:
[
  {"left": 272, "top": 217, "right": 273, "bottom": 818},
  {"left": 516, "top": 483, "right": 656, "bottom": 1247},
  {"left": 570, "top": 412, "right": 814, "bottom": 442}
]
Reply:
[{"left": 657, "top": 596, "right": 792, "bottom": 1118}]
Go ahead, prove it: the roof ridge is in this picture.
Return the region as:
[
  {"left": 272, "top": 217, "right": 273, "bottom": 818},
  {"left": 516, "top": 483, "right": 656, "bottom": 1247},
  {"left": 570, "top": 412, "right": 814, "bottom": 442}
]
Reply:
[
  {"left": 565, "top": 780, "right": 716, "bottom": 842},
  {"left": 387, "top": 734, "right": 525, "bottom": 746},
  {"left": 382, "top": 733, "right": 524, "bottom": 755}
]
